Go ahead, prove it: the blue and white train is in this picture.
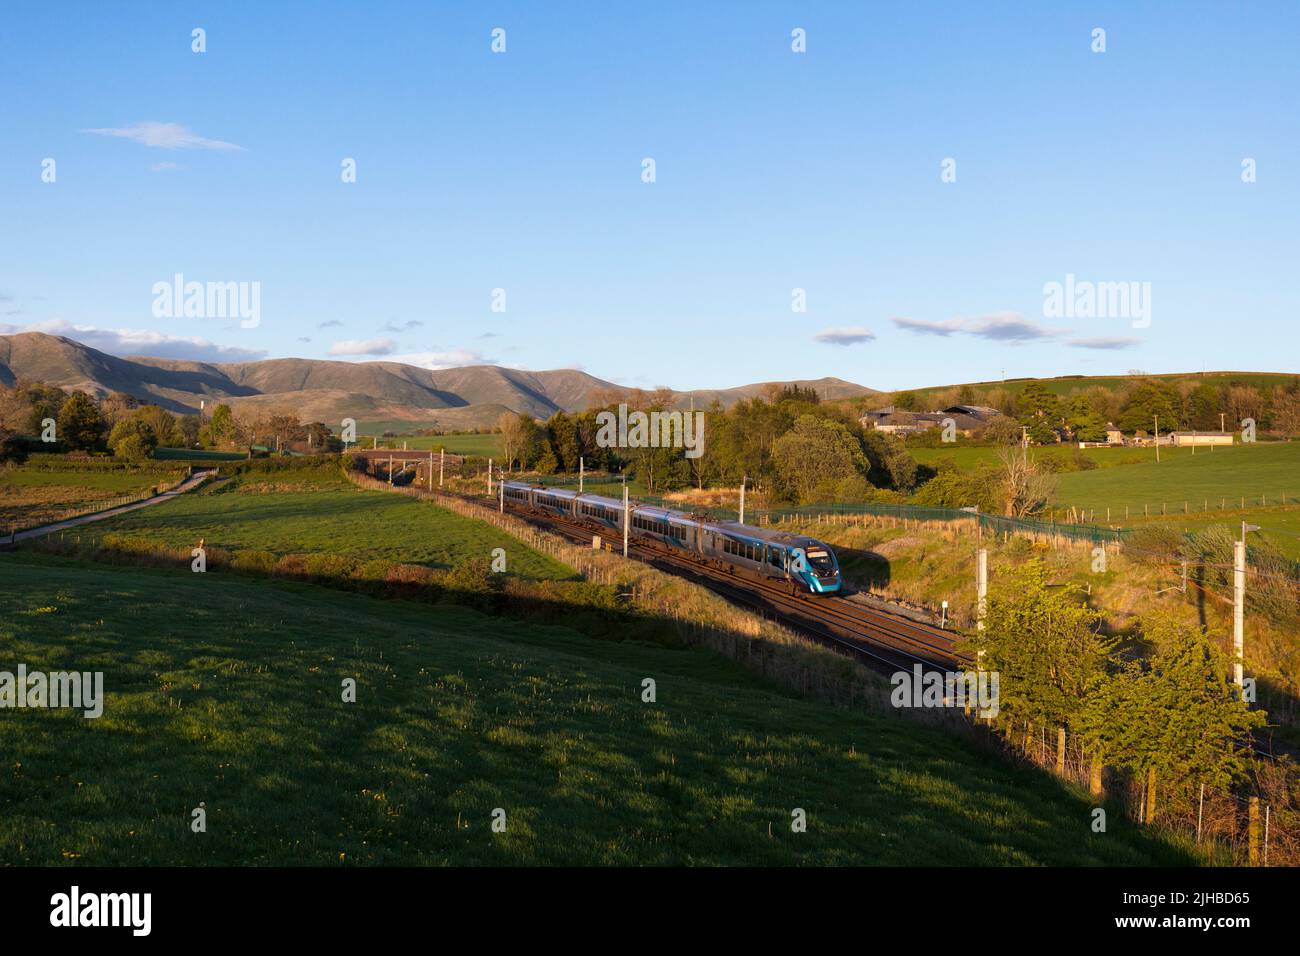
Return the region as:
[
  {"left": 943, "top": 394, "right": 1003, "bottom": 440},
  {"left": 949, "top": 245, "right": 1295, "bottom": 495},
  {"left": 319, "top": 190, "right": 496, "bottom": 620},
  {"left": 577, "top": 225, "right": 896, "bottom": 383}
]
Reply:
[{"left": 501, "top": 481, "right": 842, "bottom": 595}]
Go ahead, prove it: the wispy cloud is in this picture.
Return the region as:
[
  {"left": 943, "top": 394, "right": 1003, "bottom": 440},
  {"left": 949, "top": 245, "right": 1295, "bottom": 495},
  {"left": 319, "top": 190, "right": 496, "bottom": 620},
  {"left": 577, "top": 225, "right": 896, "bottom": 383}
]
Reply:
[
  {"left": 1, "top": 319, "right": 265, "bottom": 362},
  {"left": 388, "top": 349, "right": 490, "bottom": 370},
  {"left": 382, "top": 319, "right": 424, "bottom": 332},
  {"left": 814, "top": 326, "right": 875, "bottom": 346},
  {"left": 82, "top": 121, "right": 245, "bottom": 152},
  {"left": 318, "top": 319, "right": 344, "bottom": 329},
  {"left": 328, "top": 338, "right": 396, "bottom": 357},
  {"left": 891, "top": 316, "right": 965, "bottom": 337},
  {"left": 150, "top": 161, "right": 182, "bottom": 172},
  {"left": 1068, "top": 336, "right": 1142, "bottom": 350},
  {"left": 893, "top": 312, "right": 1066, "bottom": 342}
]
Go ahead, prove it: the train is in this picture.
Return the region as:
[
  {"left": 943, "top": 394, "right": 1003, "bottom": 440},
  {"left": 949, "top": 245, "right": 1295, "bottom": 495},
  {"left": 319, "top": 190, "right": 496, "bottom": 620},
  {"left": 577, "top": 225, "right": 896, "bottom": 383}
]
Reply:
[{"left": 501, "top": 480, "right": 842, "bottom": 595}]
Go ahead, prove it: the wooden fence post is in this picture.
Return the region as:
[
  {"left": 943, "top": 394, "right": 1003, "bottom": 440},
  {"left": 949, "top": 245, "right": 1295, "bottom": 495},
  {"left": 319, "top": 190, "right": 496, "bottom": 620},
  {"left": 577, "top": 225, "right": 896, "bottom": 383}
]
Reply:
[
  {"left": 1248, "top": 796, "right": 1261, "bottom": 866},
  {"left": 1145, "top": 767, "right": 1157, "bottom": 825},
  {"left": 1056, "top": 727, "right": 1066, "bottom": 774},
  {"left": 1089, "top": 755, "right": 1103, "bottom": 796}
]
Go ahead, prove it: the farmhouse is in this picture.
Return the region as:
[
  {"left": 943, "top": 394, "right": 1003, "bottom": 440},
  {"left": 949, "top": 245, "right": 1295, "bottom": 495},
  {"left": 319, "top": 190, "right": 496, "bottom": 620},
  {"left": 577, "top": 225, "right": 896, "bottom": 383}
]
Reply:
[{"left": 1169, "top": 431, "right": 1233, "bottom": 447}]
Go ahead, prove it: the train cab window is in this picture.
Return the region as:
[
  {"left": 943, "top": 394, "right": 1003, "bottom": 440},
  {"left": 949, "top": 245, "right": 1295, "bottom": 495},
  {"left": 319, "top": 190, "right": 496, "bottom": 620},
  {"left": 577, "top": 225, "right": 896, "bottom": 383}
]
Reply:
[{"left": 768, "top": 548, "right": 783, "bottom": 569}]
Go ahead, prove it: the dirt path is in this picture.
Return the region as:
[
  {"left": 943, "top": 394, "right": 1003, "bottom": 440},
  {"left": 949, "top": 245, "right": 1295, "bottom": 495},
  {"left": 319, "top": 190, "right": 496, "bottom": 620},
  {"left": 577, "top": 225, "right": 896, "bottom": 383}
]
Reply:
[{"left": 5, "top": 469, "right": 217, "bottom": 544}]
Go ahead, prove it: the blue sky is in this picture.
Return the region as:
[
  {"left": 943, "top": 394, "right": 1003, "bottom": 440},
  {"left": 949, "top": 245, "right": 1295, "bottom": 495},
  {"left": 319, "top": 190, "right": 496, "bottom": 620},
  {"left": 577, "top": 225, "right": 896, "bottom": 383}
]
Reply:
[{"left": 2, "top": 1, "right": 1297, "bottom": 392}]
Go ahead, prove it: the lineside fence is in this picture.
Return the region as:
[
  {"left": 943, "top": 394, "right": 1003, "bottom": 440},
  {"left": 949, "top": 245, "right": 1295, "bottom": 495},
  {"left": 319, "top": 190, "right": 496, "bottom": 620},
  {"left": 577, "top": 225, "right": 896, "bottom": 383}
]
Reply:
[{"left": 533, "top": 479, "right": 1131, "bottom": 547}]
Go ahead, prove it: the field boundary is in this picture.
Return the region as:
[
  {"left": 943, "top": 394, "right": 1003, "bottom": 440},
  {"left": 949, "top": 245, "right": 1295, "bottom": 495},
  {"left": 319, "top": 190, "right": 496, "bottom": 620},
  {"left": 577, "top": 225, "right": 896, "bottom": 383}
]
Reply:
[{"left": 3, "top": 469, "right": 215, "bottom": 544}]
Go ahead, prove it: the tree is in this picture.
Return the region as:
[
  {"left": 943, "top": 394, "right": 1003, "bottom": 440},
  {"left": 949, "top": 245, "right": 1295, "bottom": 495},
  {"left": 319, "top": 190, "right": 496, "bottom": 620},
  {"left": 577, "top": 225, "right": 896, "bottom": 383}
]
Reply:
[
  {"left": 1117, "top": 380, "right": 1182, "bottom": 434},
  {"left": 893, "top": 390, "right": 920, "bottom": 411},
  {"left": 107, "top": 419, "right": 158, "bottom": 461},
  {"left": 55, "top": 391, "right": 105, "bottom": 450},
  {"left": 1017, "top": 382, "right": 1063, "bottom": 444},
  {"left": 1077, "top": 614, "right": 1264, "bottom": 792},
  {"left": 772, "top": 415, "right": 869, "bottom": 503},
  {"left": 961, "top": 559, "right": 1112, "bottom": 734},
  {"left": 177, "top": 414, "right": 202, "bottom": 448},
  {"left": 546, "top": 412, "right": 579, "bottom": 472},
  {"left": 860, "top": 430, "right": 918, "bottom": 491},
  {"left": 209, "top": 404, "right": 234, "bottom": 445},
  {"left": 997, "top": 445, "right": 1054, "bottom": 516},
  {"left": 134, "top": 405, "right": 181, "bottom": 447},
  {"left": 497, "top": 412, "right": 530, "bottom": 472},
  {"left": 1066, "top": 396, "right": 1107, "bottom": 443}
]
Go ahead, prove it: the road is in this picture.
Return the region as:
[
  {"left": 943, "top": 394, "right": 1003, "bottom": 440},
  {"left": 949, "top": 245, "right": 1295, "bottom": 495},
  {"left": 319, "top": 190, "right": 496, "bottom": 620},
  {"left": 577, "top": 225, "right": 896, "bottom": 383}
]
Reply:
[{"left": 6, "top": 469, "right": 217, "bottom": 544}]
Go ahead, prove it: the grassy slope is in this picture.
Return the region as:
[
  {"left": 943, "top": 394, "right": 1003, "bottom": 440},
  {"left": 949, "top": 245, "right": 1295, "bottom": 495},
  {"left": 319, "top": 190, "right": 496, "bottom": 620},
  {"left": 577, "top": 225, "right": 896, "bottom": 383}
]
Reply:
[
  {"left": 906, "top": 372, "right": 1296, "bottom": 403},
  {"left": 358, "top": 432, "right": 504, "bottom": 458},
  {"left": 0, "top": 463, "right": 184, "bottom": 529},
  {"left": 0, "top": 556, "right": 1192, "bottom": 866},
  {"left": 1053, "top": 442, "right": 1300, "bottom": 513},
  {"left": 91, "top": 466, "right": 571, "bottom": 581}
]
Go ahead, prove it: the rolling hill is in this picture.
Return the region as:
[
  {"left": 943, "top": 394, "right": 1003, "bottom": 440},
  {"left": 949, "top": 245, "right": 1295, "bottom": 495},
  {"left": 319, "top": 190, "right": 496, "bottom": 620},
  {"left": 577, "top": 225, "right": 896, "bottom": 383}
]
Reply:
[{"left": 0, "top": 332, "right": 878, "bottom": 429}]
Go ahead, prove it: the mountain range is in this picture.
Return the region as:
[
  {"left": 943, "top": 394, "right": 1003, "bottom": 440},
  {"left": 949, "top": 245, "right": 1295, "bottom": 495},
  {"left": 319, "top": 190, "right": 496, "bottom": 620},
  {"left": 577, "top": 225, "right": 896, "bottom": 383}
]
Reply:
[{"left": 0, "top": 332, "right": 878, "bottom": 429}]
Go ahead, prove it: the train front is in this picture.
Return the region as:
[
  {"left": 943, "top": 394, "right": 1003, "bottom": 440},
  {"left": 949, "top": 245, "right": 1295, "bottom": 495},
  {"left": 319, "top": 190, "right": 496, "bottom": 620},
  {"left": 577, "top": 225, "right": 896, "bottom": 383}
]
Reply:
[{"left": 797, "top": 540, "right": 841, "bottom": 594}]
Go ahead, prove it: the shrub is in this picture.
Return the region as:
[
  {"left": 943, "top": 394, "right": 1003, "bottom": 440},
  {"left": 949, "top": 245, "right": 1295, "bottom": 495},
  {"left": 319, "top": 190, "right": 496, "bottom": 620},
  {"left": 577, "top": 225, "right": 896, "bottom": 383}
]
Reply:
[{"left": 232, "top": 550, "right": 279, "bottom": 575}]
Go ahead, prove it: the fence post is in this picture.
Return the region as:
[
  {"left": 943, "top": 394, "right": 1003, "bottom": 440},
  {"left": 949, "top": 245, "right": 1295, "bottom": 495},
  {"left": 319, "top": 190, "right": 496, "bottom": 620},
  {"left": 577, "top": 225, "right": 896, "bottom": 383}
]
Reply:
[
  {"left": 1248, "top": 796, "right": 1261, "bottom": 866},
  {"left": 1145, "top": 767, "right": 1157, "bottom": 825},
  {"left": 1089, "top": 754, "right": 1103, "bottom": 796},
  {"left": 1056, "top": 727, "right": 1066, "bottom": 774}
]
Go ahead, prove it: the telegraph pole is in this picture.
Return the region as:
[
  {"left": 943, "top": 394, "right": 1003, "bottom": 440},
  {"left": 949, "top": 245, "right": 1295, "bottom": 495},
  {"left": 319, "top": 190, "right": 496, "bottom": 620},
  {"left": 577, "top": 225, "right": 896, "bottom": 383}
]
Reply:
[
  {"left": 499, "top": 469, "right": 505, "bottom": 513},
  {"left": 579, "top": 456, "right": 584, "bottom": 493},
  {"left": 739, "top": 475, "right": 748, "bottom": 526},
  {"left": 976, "top": 547, "right": 988, "bottom": 632},
  {"left": 439, "top": 448, "right": 445, "bottom": 488},
  {"left": 622, "top": 480, "right": 630, "bottom": 558},
  {"left": 1154, "top": 414, "right": 1160, "bottom": 463},
  {"left": 428, "top": 450, "right": 434, "bottom": 491},
  {"left": 1233, "top": 536, "right": 1245, "bottom": 689},
  {"left": 388, "top": 454, "right": 393, "bottom": 484},
  {"left": 487, "top": 458, "right": 493, "bottom": 496},
  {"left": 1235, "top": 522, "right": 1261, "bottom": 690}
]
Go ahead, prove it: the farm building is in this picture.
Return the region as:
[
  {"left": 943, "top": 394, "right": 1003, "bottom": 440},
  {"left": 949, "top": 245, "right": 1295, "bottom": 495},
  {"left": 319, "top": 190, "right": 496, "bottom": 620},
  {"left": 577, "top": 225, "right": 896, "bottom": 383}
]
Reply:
[{"left": 1169, "top": 431, "right": 1234, "bottom": 447}]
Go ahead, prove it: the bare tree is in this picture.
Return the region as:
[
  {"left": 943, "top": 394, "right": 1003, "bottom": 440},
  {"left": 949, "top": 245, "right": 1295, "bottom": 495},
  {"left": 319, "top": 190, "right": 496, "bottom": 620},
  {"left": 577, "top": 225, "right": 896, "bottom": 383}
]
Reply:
[
  {"left": 997, "top": 445, "right": 1055, "bottom": 517},
  {"left": 497, "top": 411, "right": 526, "bottom": 472}
]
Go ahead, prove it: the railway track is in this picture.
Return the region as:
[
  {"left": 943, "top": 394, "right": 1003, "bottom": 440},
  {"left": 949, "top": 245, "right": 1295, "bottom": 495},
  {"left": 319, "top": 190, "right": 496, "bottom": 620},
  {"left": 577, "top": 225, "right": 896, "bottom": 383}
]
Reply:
[{"left": 452, "top": 487, "right": 968, "bottom": 675}]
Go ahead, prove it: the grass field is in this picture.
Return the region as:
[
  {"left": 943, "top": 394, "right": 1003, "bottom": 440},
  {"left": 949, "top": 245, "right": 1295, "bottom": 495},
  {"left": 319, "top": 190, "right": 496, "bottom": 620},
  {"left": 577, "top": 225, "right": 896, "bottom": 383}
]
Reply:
[
  {"left": 907, "top": 371, "right": 1297, "bottom": 404},
  {"left": 0, "top": 554, "right": 1194, "bottom": 866},
  {"left": 909, "top": 444, "right": 1149, "bottom": 472},
  {"left": 358, "top": 431, "right": 503, "bottom": 458},
  {"left": 91, "top": 465, "right": 571, "bottom": 581},
  {"left": 1053, "top": 442, "right": 1300, "bottom": 516},
  {"left": 153, "top": 447, "right": 248, "bottom": 462},
  {"left": 0, "top": 461, "right": 185, "bottom": 531}
]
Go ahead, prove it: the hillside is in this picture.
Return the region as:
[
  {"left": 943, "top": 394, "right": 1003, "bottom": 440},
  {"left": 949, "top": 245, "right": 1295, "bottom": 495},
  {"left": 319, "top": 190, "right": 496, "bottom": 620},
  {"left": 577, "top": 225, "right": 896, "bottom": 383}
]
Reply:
[
  {"left": 0, "top": 554, "right": 1191, "bottom": 865},
  {"left": 0, "top": 332, "right": 878, "bottom": 428}
]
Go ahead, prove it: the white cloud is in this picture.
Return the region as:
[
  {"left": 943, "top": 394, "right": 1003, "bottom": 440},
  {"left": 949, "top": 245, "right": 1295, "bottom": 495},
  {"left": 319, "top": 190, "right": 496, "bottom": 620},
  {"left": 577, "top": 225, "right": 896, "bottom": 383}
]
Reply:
[
  {"left": 328, "top": 338, "right": 396, "bottom": 357},
  {"left": 388, "top": 349, "right": 490, "bottom": 370},
  {"left": 1, "top": 319, "right": 265, "bottom": 362},
  {"left": 82, "top": 121, "right": 244, "bottom": 151},
  {"left": 814, "top": 326, "right": 875, "bottom": 346},
  {"left": 150, "top": 161, "right": 182, "bottom": 172}
]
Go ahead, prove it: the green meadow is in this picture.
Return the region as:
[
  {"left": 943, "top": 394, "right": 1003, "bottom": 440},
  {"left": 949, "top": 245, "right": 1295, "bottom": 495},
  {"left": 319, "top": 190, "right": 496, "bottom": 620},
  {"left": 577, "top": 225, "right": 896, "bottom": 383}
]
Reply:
[
  {"left": 1052, "top": 441, "right": 1300, "bottom": 516},
  {"left": 0, "top": 555, "right": 1194, "bottom": 866},
  {"left": 90, "top": 464, "right": 571, "bottom": 581},
  {"left": 357, "top": 430, "right": 504, "bottom": 458}
]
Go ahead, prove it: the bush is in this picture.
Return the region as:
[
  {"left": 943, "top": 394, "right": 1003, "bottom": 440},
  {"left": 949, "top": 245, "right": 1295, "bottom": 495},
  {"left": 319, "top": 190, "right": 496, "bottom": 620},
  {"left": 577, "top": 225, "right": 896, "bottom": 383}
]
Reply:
[{"left": 232, "top": 550, "right": 279, "bottom": 575}]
